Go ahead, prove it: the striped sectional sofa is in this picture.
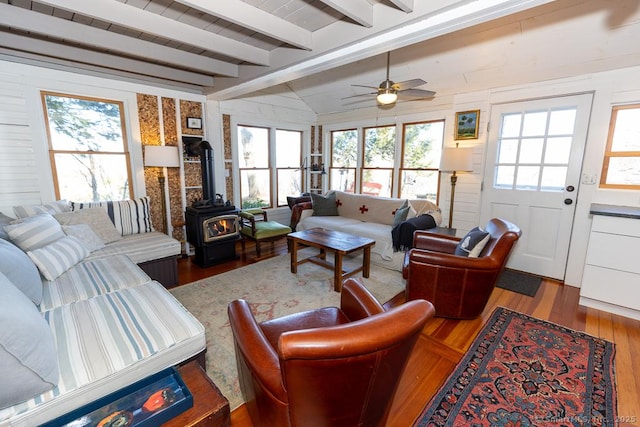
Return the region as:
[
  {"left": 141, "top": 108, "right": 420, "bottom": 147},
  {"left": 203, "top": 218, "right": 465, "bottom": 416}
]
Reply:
[{"left": 0, "top": 199, "right": 206, "bottom": 426}]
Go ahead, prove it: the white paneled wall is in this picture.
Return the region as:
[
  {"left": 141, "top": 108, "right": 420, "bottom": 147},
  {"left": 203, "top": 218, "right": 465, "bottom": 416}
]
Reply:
[{"left": 0, "top": 76, "right": 41, "bottom": 215}]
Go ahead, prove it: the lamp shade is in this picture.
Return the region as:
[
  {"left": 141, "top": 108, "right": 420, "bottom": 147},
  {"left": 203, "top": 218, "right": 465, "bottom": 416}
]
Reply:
[
  {"left": 439, "top": 146, "right": 473, "bottom": 172},
  {"left": 144, "top": 145, "right": 180, "bottom": 168}
]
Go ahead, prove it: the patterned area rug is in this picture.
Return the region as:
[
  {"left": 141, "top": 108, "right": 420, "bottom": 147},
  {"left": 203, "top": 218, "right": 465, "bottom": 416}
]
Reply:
[
  {"left": 170, "top": 250, "right": 404, "bottom": 410},
  {"left": 414, "top": 307, "right": 617, "bottom": 427}
]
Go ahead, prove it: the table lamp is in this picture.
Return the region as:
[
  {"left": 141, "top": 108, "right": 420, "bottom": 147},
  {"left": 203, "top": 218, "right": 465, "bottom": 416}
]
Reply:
[{"left": 144, "top": 145, "right": 180, "bottom": 234}]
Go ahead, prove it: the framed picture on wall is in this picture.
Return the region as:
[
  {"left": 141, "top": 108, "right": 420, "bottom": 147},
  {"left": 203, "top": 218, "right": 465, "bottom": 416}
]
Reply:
[
  {"left": 186, "top": 117, "right": 202, "bottom": 129},
  {"left": 454, "top": 110, "right": 480, "bottom": 140}
]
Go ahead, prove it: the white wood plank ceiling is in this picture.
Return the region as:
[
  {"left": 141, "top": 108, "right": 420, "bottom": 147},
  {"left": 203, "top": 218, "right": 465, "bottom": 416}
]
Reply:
[{"left": 1, "top": 0, "right": 639, "bottom": 115}]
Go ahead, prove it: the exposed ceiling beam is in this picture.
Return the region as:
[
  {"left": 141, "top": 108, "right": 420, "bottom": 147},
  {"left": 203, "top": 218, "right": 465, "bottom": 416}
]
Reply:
[
  {"left": 388, "top": 0, "right": 413, "bottom": 13},
  {"left": 208, "top": 0, "right": 556, "bottom": 100},
  {"left": 35, "top": 0, "right": 270, "bottom": 65},
  {"left": 0, "top": 32, "right": 215, "bottom": 87},
  {"left": 0, "top": 3, "right": 237, "bottom": 78},
  {"left": 319, "top": 0, "right": 374, "bottom": 27},
  {"left": 174, "top": 0, "right": 312, "bottom": 50}
]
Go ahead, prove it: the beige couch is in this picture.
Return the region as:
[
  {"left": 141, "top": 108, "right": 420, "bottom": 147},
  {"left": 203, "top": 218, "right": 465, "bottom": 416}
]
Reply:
[
  {"left": 0, "top": 199, "right": 205, "bottom": 426},
  {"left": 295, "top": 191, "right": 442, "bottom": 271}
]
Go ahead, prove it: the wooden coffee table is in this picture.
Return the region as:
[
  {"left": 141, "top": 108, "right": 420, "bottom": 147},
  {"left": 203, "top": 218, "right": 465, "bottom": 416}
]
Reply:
[{"left": 288, "top": 228, "right": 375, "bottom": 292}]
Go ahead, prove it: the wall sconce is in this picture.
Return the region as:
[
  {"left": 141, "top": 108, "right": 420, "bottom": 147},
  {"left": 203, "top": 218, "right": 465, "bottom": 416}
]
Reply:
[
  {"left": 439, "top": 143, "right": 473, "bottom": 228},
  {"left": 144, "top": 145, "right": 180, "bottom": 234}
]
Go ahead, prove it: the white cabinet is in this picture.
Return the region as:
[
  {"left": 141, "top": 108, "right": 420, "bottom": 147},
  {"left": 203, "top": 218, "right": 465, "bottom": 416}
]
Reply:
[{"left": 579, "top": 205, "right": 640, "bottom": 320}]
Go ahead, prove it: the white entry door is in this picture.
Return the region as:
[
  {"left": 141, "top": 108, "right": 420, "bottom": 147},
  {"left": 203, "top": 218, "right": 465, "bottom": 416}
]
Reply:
[{"left": 480, "top": 93, "right": 593, "bottom": 280}]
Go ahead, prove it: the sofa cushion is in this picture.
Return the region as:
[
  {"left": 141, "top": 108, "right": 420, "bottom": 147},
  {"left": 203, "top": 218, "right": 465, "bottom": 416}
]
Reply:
[
  {"left": 0, "top": 272, "right": 58, "bottom": 409},
  {"left": 27, "top": 236, "right": 90, "bottom": 281},
  {"left": 40, "top": 255, "right": 151, "bottom": 311},
  {"left": 55, "top": 208, "right": 122, "bottom": 244},
  {"left": 13, "top": 201, "right": 70, "bottom": 219},
  {"left": 334, "top": 191, "right": 406, "bottom": 226},
  {"left": 311, "top": 192, "right": 338, "bottom": 216},
  {"left": 3, "top": 282, "right": 205, "bottom": 425},
  {"left": 4, "top": 213, "right": 66, "bottom": 252},
  {"left": 62, "top": 223, "right": 106, "bottom": 252},
  {"left": 0, "top": 238, "right": 43, "bottom": 305},
  {"left": 86, "top": 231, "right": 181, "bottom": 264},
  {"left": 70, "top": 197, "right": 154, "bottom": 236},
  {"left": 455, "top": 227, "right": 490, "bottom": 258}
]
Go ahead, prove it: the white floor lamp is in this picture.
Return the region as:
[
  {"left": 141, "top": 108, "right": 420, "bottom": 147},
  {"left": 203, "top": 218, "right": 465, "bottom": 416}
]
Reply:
[
  {"left": 439, "top": 144, "right": 473, "bottom": 229},
  {"left": 144, "top": 145, "right": 181, "bottom": 235}
]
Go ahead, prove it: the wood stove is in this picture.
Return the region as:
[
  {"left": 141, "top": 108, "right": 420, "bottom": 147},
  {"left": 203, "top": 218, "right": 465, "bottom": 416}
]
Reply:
[{"left": 186, "top": 206, "right": 239, "bottom": 267}]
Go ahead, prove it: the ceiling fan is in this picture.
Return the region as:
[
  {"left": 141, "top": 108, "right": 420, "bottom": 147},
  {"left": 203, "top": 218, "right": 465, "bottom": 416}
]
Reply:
[{"left": 344, "top": 52, "right": 436, "bottom": 105}]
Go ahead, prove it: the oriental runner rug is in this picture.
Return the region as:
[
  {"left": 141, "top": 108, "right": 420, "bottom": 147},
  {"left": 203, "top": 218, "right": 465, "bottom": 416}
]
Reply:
[
  {"left": 414, "top": 307, "right": 617, "bottom": 427},
  {"left": 170, "top": 250, "right": 404, "bottom": 410}
]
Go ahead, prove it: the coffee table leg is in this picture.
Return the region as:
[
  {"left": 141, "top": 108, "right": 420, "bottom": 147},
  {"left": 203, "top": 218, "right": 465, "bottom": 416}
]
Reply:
[
  {"left": 334, "top": 252, "right": 343, "bottom": 292},
  {"left": 290, "top": 238, "right": 298, "bottom": 274},
  {"left": 363, "top": 246, "right": 371, "bottom": 278}
]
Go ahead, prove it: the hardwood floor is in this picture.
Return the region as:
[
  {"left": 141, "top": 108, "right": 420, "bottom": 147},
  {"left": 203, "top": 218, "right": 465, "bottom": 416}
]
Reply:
[{"left": 177, "top": 240, "right": 640, "bottom": 426}]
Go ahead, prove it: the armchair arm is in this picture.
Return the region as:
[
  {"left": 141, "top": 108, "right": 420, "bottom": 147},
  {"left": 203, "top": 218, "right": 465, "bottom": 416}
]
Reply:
[
  {"left": 290, "top": 201, "right": 313, "bottom": 230},
  {"left": 340, "top": 278, "right": 385, "bottom": 321},
  {"left": 227, "top": 299, "right": 287, "bottom": 403},
  {"left": 409, "top": 248, "right": 502, "bottom": 270},
  {"left": 412, "top": 230, "right": 460, "bottom": 253}
]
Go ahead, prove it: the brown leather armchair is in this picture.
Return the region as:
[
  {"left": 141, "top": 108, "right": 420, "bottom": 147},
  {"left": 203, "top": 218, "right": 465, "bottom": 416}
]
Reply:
[
  {"left": 227, "top": 278, "right": 435, "bottom": 427},
  {"left": 397, "top": 218, "right": 521, "bottom": 319}
]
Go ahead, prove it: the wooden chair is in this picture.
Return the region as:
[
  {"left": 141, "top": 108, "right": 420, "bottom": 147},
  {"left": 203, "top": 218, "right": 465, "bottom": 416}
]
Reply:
[{"left": 238, "top": 209, "right": 292, "bottom": 258}]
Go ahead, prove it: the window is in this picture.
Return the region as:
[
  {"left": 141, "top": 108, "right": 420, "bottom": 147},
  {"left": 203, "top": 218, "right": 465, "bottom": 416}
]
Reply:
[
  {"left": 494, "top": 108, "right": 576, "bottom": 191},
  {"left": 362, "top": 125, "right": 395, "bottom": 197},
  {"left": 399, "top": 121, "right": 444, "bottom": 203},
  {"left": 238, "top": 125, "right": 270, "bottom": 208},
  {"left": 601, "top": 104, "right": 640, "bottom": 189},
  {"left": 42, "top": 92, "right": 132, "bottom": 201},
  {"left": 329, "top": 129, "right": 357, "bottom": 193},
  {"left": 237, "top": 125, "right": 303, "bottom": 208},
  {"left": 329, "top": 120, "right": 445, "bottom": 200},
  {"left": 276, "top": 129, "right": 303, "bottom": 206}
]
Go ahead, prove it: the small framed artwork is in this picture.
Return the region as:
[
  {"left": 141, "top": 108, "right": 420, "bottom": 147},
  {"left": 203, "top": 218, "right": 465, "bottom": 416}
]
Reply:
[
  {"left": 454, "top": 110, "right": 480, "bottom": 140},
  {"left": 186, "top": 117, "right": 202, "bottom": 129}
]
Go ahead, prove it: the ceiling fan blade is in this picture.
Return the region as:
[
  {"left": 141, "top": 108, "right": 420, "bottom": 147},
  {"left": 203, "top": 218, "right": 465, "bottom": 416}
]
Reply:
[
  {"left": 342, "top": 92, "right": 377, "bottom": 100},
  {"left": 351, "top": 84, "right": 379, "bottom": 89},
  {"left": 398, "top": 88, "right": 436, "bottom": 98},
  {"left": 393, "top": 78, "right": 427, "bottom": 91}
]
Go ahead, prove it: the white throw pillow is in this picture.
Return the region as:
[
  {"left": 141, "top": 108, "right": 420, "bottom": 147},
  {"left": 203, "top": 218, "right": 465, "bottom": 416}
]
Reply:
[
  {"left": 12, "top": 201, "right": 70, "bottom": 219},
  {"left": 4, "top": 213, "right": 66, "bottom": 252},
  {"left": 62, "top": 224, "right": 106, "bottom": 252},
  {"left": 55, "top": 208, "right": 122, "bottom": 244},
  {"left": 27, "top": 236, "right": 90, "bottom": 281}
]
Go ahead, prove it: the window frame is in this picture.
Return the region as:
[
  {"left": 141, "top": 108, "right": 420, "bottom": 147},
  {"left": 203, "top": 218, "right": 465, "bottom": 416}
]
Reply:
[
  {"left": 275, "top": 128, "right": 304, "bottom": 207},
  {"left": 361, "top": 124, "right": 396, "bottom": 198},
  {"left": 600, "top": 103, "right": 640, "bottom": 190},
  {"left": 41, "top": 91, "right": 133, "bottom": 202},
  {"left": 237, "top": 124, "right": 272, "bottom": 209},
  {"left": 329, "top": 129, "right": 358, "bottom": 193}
]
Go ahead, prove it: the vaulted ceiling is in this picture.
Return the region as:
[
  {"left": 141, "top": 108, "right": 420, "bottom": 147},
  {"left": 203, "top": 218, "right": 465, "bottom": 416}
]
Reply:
[{"left": 1, "top": 0, "right": 639, "bottom": 115}]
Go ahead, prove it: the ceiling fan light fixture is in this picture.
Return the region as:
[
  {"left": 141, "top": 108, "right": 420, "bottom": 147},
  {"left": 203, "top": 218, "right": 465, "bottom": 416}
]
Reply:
[{"left": 377, "top": 89, "right": 397, "bottom": 105}]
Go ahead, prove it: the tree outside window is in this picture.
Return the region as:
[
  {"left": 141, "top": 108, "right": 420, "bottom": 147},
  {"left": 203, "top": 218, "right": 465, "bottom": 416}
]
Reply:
[
  {"left": 42, "top": 92, "right": 132, "bottom": 202},
  {"left": 330, "top": 129, "right": 357, "bottom": 192},
  {"left": 276, "top": 129, "right": 303, "bottom": 206},
  {"left": 238, "top": 125, "right": 270, "bottom": 208},
  {"left": 601, "top": 104, "right": 640, "bottom": 188},
  {"left": 400, "top": 120, "right": 444, "bottom": 202},
  {"left": 362, "top": 125, "right": 395, "bottom": 197}
]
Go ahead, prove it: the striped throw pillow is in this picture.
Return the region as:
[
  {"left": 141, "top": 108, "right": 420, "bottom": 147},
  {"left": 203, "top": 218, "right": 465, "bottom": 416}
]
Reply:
[
  {"left": 27, "top": 236, "right": 89, "bottom": 281},
  {"left": 70, "top": 197, "right": 154, "bottom": 236},
  {"left": 4, "top": 213, "right": 66, "bottom": 252},
  {"left": 13, "top": 201, "right": 70, "bottom": 219}
]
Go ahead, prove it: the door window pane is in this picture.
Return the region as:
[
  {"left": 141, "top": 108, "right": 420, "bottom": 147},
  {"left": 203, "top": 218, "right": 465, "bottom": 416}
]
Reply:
[
  {"left": 42, "top": 92, "right": 132, "bottom": 201},
  {"left": 495, "top": 107, "right": 576, "bottom": 192}
]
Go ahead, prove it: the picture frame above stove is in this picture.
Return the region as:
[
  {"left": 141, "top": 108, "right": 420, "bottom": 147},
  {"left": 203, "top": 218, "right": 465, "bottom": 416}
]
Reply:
[{"left": 186, "top": 117, "right": 202, "bottom": 129}]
